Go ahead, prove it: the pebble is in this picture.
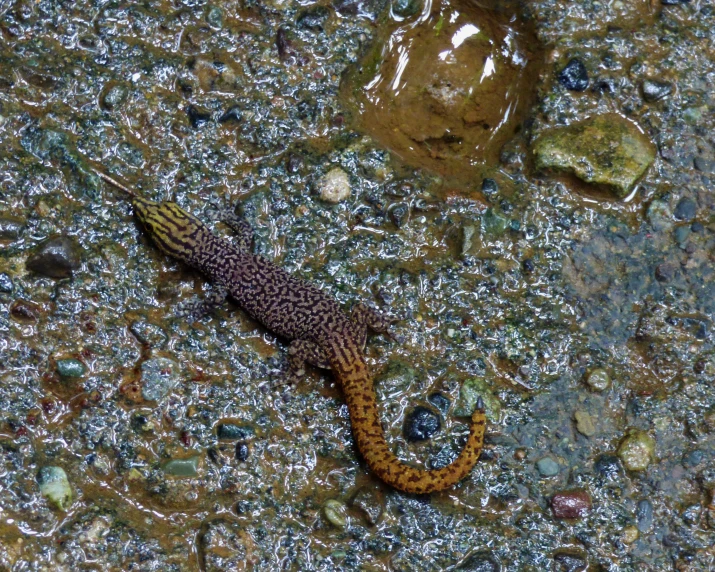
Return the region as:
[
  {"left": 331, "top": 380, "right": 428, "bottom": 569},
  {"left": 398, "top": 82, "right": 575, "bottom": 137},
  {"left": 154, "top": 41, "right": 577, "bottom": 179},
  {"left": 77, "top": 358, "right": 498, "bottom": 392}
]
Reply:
[
  {"left": 584, "top": 368, "right": 611, "bottom": 392},
  {"left": 206, "top": 5, "right": 224, "bottom": 28},
  {"left": 323, "top": 499, "right": 347, "bottom": 528},
  {"left": 0, "top": 216, "right": 25, "bottom": 240},
  {"left": 140, "top": 357, "right": 180, "bottom": 401},
  {"left": 392, "top": 0, "right": 422, "bottom": 18},
  {"left": 481, "top": 177, "right": 499, "bottom": 198},
  {"left": 0, "top": 272, "right": 13, "bottom": 293},
  {"left": 100, "top": 83, "right": 128, "bottom": 111},
  {"left": 403, "top": 406, "right": 441, "bottom": 441},
  {"left": 536, "top": 456, "right": 560, "bottom": 477},
  {"left": 558, "top": 58, "right": 589, "bottom": 92},
  {"left": 573, "top": 410, "right": 596, "bottom": 437},
  {"left": 641, "top": 79, "right": 673, "bottom": 103},
  {"left": 681, "top": 449, "right": 703, "bottom": 468},
  {"left": 162, "top": 456, "right": 200, "bottom": 477},
  {"left": 37, "top": 466, "right": 73, "bottom": 511},
  {"left": 318, "top": 168, "right": 351, "bottom": 203},
  {"left": 693, "top": 156, "right": 715, "bottom": 173},
  {"left": 56, "top": 358, "right": 86, "bottom": 378},
  {"left": 673, "top": 197, "right": 697, "bottom": 221},
  {"left": 617, "top": 428, "right": 655, "bottom": 471},
  {"left": 622, "top": 525, "right": 639, "bottom": 545},
  {"left": 551, "top": 490, "right": 592, "bottom": 519},
  {"left": 481, "top": 208, "right": 509, "bottom": 237},
  {"left": 297, "top": 6, "right": 330, "bottom": 31},
  {"left": 350, "top": 485, "right": 384, "bottom": 526},
  {"left": 186, "top": 105, "right": 211, "bottom": 128},
  {"left": 456, "top": 377, "right": 500, "bottom": 419},
  {"left": 636, "top": 499, "right": 653, "bottom": 532},
  {"left": 217, "top": 423, "right": 255, "bottom": 441},
  {"left": 129, "top": 320, "right": 168, "bottom": 348},
  {"left": 655, "top": 262, "right": 677, "bottom": 283},
  {"left": 593, "top": 454, "right": 622, "bottom": 480},
  {"left": 218, "top": 105, "right": 242, "bottom": 124},
  {"left": 646, "top": 199, "right": 674, "bottom": 231},
  {"left": 457, "top": 552, "right": 500, "bottom": 571},
  {"left": 533, "top": 113, "right": 655, "bottom": 198},
  {"left": 552, "top": 552, "right": 588, "bottom": 572},
  {"left": 427, "top": 392, "right": 450, "bottom": 415},
  {"left": 235, "top": 441, "right": 250, "bottom": 462},
  {"left": 10, "top": 299, "right": 42, "bottom": 323},
  {"left": 26, "top": 236, "right": 81, "bottom": 279}
]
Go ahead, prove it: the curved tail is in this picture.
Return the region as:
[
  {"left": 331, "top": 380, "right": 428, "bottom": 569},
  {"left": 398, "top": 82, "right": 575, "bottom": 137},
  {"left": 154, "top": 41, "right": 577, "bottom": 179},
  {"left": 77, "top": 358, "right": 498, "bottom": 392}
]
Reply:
[{"left": 332, "top": 341, "right": 486, "bottom": 494}]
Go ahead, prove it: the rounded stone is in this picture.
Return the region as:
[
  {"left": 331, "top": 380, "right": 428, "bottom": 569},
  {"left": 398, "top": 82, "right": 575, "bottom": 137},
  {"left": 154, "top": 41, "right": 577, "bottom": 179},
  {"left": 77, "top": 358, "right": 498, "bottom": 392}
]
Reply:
[
  {"left": 673, "top": 197, "right": 697, "bottom": 221},
  {"left": 403, "top": 406, "right": 441, "bottom": 441},
  {"left": 235, "top": 442, "right": 250, "bottom": 462},
  {"left": 0, "top": 216, "right": 25, "bottom": 240},
  {"left": 318, "top": 168, "right": 351, "bottom": 203},
  {"left": 56, "top": 358, "right": 86, "bottom": 378},
  {"left": 162, "top": 456, "right": 200, "bottom": 477},
  {"left": 551, "top": 490, "right": 592, "bottom": 519},
  {"left": 26, "top": 235, "right": 82, "bottom": 279},
  {"left": 584, "top": 368, "right": 611, "bottom": 392},
  {"left": 323, "top": 499, "right": 347, "bottom": 528},
  {"left": 37, "top": 466, "right": 73, "bottom": 511},
  {"left": 427, "top": 392, "right": 450, "bottom": 415},
  {"left": 536, "top": 456, "right": 560, "bottom": 477},
  {"left": 574, "top": 410, "right": 596, "bottom": 437},
  {"left": 642, "top": 79, "right": 673, "bottom": 103},
  {"left": 217, "top": 423, "right": 255, "bottom": 441},
  {"left": 558, "top": 58, "right": 589, "bottom": 91},
  {"left": 617, "top": 428, "right": 655, "bottom": 471}
]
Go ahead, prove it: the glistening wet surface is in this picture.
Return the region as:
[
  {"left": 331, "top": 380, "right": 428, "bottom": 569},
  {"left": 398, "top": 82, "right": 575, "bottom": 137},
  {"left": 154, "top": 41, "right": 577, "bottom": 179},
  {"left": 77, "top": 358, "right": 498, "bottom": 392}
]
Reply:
[
  {"left": 0, "top": 0, "right": 714, "bottom": 570},
  {"left": 341, "top": 0, "right": 542, "bottom": 180}
]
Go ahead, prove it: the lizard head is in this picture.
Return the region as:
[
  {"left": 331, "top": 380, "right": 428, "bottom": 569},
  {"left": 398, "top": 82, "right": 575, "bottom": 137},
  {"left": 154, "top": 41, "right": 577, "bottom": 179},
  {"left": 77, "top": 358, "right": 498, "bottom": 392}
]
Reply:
[{"left": 132, "top": 196, "right": 203, "bottom": 259}]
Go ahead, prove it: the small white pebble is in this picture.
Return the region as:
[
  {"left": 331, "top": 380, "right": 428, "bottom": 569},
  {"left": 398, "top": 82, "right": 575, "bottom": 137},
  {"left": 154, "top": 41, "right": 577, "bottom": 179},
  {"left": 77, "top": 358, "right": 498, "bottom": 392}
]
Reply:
[{"left": 318, "top": 168, "right": 351, "bottom": 204}]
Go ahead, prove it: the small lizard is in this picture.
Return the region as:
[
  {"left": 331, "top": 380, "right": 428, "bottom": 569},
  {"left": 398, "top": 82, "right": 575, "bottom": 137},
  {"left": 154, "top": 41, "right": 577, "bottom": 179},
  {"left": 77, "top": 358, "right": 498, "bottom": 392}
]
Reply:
[{"left": 94, "top": 170, "right": 486, "bottom": 494}]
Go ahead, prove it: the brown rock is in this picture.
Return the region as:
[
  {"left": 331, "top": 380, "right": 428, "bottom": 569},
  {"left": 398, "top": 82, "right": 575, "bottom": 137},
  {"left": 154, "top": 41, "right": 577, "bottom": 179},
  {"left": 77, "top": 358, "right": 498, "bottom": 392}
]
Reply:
[{"left": 551, "top": 490, "right": 592, "bottom": 519}]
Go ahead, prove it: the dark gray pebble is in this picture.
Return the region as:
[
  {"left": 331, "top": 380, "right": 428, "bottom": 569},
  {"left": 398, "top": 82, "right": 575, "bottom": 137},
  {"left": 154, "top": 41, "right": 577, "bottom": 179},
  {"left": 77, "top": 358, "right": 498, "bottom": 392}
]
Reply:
[
  {"left": 682, "top": 449, "right": 703, "bottom": 468},
  {"left": 593, "top": 454, "right": 622, "bottom": 480},
  {"left": 297, "top": 6, "right": 330, "bottom": 31},
  {"left": 673, "top": 197, "right": 696, "bottom": 221},
  {"left": 186, "top": 105, "right": 211, "bottom": 128},
  {"left": 26, "top": 236, "right": 81, "bottom": 279},
  {"left": 427, "top": 392, "right": 450, "bottom": 415},
  {"left": 0, "top": 216, "right": 25, "bottom": 240},
  {"left": 558, "top": 58, "right": 589, "bottom": 92},
  {"left": 693, "top": 157, "right": 715, "bottom": 173},
  {"left": 217, "top": 423, "right": 255, "bottom": 441},
  {"left": 553, "top": 552, "right": 588, "bottom": 572},
  {"left": 641, "top": 79, "right": 673, "bottom": 103},
  {"left": 218, "top": 106, "right": 242, "bottom": 124},
  {"left": 655, "top": 263, "right": 677, "bottom": 283},
  {"left": 403, "top": 406, "right": 441, "bottom": 442},
  {"left": 0, "top": 272, "right": 12, "bottom": 293},
  {"left": 235, "top": 441, "right": 250, "bottom": 461},
  {"left": 392, "top": 0, "right": 422, "bottom": 18}
]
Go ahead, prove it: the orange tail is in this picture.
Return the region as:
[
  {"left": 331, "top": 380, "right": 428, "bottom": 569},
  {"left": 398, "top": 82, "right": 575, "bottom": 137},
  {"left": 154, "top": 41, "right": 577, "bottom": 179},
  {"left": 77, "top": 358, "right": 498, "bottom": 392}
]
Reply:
[{"left": 332, "top": 342, "right": 486, "bottom": 494}]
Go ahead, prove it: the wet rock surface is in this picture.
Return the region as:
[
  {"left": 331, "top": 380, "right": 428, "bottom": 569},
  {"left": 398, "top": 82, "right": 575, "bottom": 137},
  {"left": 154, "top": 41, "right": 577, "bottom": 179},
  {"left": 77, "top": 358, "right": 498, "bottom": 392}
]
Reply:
[{"left": 0, "top": 0, "right": 714, "bottom": 570}]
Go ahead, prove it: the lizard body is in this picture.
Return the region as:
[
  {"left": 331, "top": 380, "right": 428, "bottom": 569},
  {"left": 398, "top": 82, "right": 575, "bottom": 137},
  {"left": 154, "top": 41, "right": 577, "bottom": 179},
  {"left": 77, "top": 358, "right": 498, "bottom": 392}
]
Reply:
[{"left": 99, "top": 172, "right": 486, "bottom": 494}]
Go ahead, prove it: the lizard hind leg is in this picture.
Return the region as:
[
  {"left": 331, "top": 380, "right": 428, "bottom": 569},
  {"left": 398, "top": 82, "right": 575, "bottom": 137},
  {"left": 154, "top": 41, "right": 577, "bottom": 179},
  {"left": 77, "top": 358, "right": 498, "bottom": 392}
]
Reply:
[
  {"left": 350, "top": 302, "right": 396, "bottom": 349},
  {"left": 287, "top": 338, "right": 331, "bottom": 377},
  {"left": 209, "top": 205, "right": 254, "bottom": 251}
]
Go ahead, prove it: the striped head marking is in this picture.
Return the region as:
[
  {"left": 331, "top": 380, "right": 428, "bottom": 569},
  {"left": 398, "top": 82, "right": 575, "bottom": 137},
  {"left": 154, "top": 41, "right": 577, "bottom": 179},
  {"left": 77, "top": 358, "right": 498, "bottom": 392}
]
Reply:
[{"left": 132, "top": 197, "right": 204, "bottom": 259}]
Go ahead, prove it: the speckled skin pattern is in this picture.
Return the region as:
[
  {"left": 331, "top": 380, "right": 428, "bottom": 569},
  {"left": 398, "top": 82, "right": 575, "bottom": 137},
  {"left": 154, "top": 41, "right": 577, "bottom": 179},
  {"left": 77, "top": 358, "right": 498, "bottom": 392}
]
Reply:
[{"left": 127, "top": 191, "right": 486, "bottom": 494}]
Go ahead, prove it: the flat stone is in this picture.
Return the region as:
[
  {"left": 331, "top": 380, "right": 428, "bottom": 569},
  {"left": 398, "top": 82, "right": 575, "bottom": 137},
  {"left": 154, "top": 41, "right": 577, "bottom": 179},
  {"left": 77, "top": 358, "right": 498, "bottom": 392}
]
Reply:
[
  {"left": 318, "top": 168, "right": 351, "bottom": 203},
  {"left": 574, "top": 410, "right": 596, "bottom": 436},
  {"left": 26, "top": 235, "right": 82, "bottom": 279},
  {"left": 56, "top": 358, "right": 86, "bottom": 378},
  {"left": 162, "top": 456, "right": 200, "bottom": 477},
  {"left": 533, "top": 113, "right": 655, "bottom": 198}
]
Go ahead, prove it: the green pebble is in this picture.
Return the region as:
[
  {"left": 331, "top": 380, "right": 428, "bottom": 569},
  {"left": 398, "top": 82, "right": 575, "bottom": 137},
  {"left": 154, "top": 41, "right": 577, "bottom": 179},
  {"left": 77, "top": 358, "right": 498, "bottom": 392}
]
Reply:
[
  {"left": 574, "top": 410, "right": 596, "bottom": 437},
  {"left": 162, "top": 456, "right": 201, "bottom": 477},
  {"left": 536, "top": 456, "right": 560, "bottom": 477},
  {"left": 56, "top": 358, "right": 86, "bottom": 378},
  {"left": 481, "top": 208, "right": 509, "bottom": 237},
  {"left": 584, "top": 368, "right": 611, "bottom": 392},
  {"left": 37, "top": 466, "right": 73, "bottom": 511},
  {"left": 216, "top": 423, "right": 255, "bottom": 440},
  {"left": 617, "top": 428, "right": 655, "bottom": 471},
  {"left": 323, "top": 499, "right": 347, "bottom": 528}
]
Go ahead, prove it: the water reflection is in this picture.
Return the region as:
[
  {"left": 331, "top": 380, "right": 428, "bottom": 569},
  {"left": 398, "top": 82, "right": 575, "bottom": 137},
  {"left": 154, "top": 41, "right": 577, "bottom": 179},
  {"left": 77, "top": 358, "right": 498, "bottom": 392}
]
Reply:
[{"left": 342, "top": 0, "right": 543, "bottom": 181}]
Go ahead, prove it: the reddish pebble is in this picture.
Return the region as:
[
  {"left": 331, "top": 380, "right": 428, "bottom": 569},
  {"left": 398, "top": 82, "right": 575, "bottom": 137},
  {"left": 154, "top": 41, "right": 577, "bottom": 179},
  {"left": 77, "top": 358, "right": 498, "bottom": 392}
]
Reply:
[{"left": 551, "top": 490, "right": 592, "bottom": 519}]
